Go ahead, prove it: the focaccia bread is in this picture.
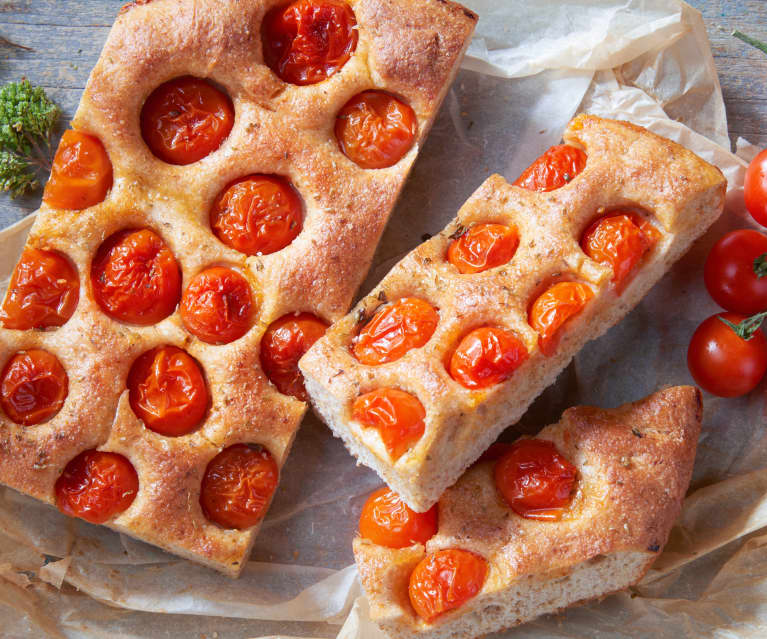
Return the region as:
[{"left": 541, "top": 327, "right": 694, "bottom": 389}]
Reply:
[
  {"left": 300, "top": 115, "right": 726, "bottom": 512},
  {"left": 354, "top": 386, "right": 702, "bottom": 639},
  {"left": 0, "top": 0, "right": 476, "bottom": 575}
]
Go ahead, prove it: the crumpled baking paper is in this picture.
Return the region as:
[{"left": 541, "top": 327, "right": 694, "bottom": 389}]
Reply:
[{"left": 2, "top": 1, "right": 766, "bottom": 638}]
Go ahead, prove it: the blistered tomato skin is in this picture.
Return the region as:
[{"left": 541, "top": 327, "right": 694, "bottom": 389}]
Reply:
[
  {"left": 529, "top": 281, "right": 594, "bottom": 356},
  {"left": 140, "top": 76, "right": 234, "bottom": 165},
  {"left": 704, "top": 230, "right": 767, "bottom": 316},
  {"left": 260, "top": 312, "right": 328, "bottom": 401},
  {"left": 745, "top": 149, "right": 767, "bottom": 228},
  {"left": 200, "top": 443, "right": 279, "bottom": 529},
  {"left": 449, "top": 326, "right": 529, "bottom": 390},
  {"left": 0, "top": 349, "right": 68, "bottom": 425},
  {"left": 408, "top": 549, "right": 488, "bottom": 623},
  {"left": 262, "top": 0, "right": 358, "bottom": 86},
  {"left": 359, "top": 487, "right": 437, "bottom": 548},
  {"left": 91, "top": 229, "right": 182, "bottom": 326},
  {"left": 494, "top": 438, "right": 578, "bottom": 521},
  {"left": 55, "top": 450, "right": 138, "bottom": 524},
  {"left": 513, "top": 144, "right": 587, "bottom": 192},
  {"left": 335, "top": 91, "right": 417, "bottom": 169},
  {"left": 352, "top": 388, "right": 426, "bottom": 460},
  {"left": 353, "top": 298, "right": 439, "bottom": 366},
  {"left": 0, "top": 248, "right": 79, "bottom": 330},
  {"left": 447, "top": 223, "right": 519, "bottom": 275},
  {"left": 43, "top": 130, "right": 113, "bottom": 211},
  {"left": 210, "top": 175, "right": 303, "bottom": 256}
]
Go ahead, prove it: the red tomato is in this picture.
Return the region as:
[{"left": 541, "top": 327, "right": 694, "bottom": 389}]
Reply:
[
  {"left": 335, "top": 91, "right": 417, "bottom": 169},
  {"left": 180, "top": 267, "right": 254, "bottom": 344},
  {"left": 359, "top": 487, "right": 437, "bottom": 548},
  {"left": 0, "top": 248, "right": 79, "bottom": 330},
  {"left": 352, "top": 388, "right": 426, "bottom": 460},
  {"left": 0, "top": 349, "right": 68, "bottom": 425},
  {"left": 352, "top": 298, "right": 439, "bottom": 365},
  {"left": 513, "top": 144, "right": 587, "bottom": 192},
  {"left": 704, "top": 230, "right": 767, "bottom": 315},
  {"left": 55, "top": 450, "right": 138, "bottom": 524},
  {"left": 200, "top": 443, "right": 279, "bottom": 529},
  {"left": 687, "top": 312, "right": 767, "bottom": 397},
  {"left": 475, "top": 442, "right": 514, "bottom": 465},
  {"left": 494, "top": 439, "right": 577, "bottom": 521},
  {"left": 446, "top": 223, "right": 519, "bottom": 275},
  {"left": 91, "top": 229, "right": 181, "bottom": 325},
  {"left": 43, "top": 130, "right": 113, "bottom": 210},
  {"left": 745, "top": 148, "right": 767, "bottom": 228},
  {"left": 262, "top": 0, "right": 358, "bottom": 86},
  {"left": 448, "top": 326, "right": 529, "bottom": 390},
  {"left": 408, "top": 549, "right": 488, "bottom": 622},
  {"left": 140, "top": 76, "right": 234, "bottom": 165},
  {"left": 210, "top": 175, "right": 303, "bottom": 256},
  {"left": 528, "top": 281, "right": 594, "bottom": 356},
  {"left": 260, "top": 312, "right": 328, "bottom": 401}
]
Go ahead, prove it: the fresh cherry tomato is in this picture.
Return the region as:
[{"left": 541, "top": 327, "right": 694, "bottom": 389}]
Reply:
[
  {"left": 260, "top": 312, "right": 328, "bottom": 401},
  {"left": 529, "top": 281, "right": 594, "bottom": 356},
  {"left": 447, "top": 223, "right": 519, "bottom": 275},
  {"left": 0, "top": 248, "right": 79, "bottom": 330},
  {"left": 687, "top": 312, "right": 767, "bottom": 397},
  {"left": 359, "top": 487, "right": 437, "bottom": 548},
  {"left": 127, "top": 346, "right": 208, "bottom": 436},
  {"left": 335, "top": 91, "right": 417, "bottom": 169},
  {"left": 745, "top": 149, "right": 767, "bottom": 228},
  {"left": 408, "top": 549, "right": 488, "bottom": 622},
  {"left": 42, "top": 130, "right": 113, "bottom": 210},
  {"left": 0, "top": 349, "right": 68, "bottom": 425},
  {"left": 91, "top": 229, "right": 181, "bottom": 326},
  {"left": 210, "top": 175, "right": 303, "bottom": 256},
  {"left": 704, "top": 230, "right": 767, "bottom": 315},
  {"left": 180, "top": 267, "right": 254, "bottom": 344},
  {"left": 513, "top": 144, "right": 587, "bottom": 192},
  {"left": 352, "top": 388, "right": 426, "bottom": 461},
  {"left": 352, "top": 298, "right": 439, "bottom": 365},
  {"left": 200, "top": 443, "right": 279, "bottom": 529},
  {"left": 55, "top": 450, "right": 138, "bottom": 524},
  {"left": 494, "top": 438, "right": 577, "bottom": 521},
  {"left": 448, "top": 326, "right": 529, "bottom": 390},
  {"left": 140, "top": 76, "right": 234, "bottom": 165},
  {"left": 261, "top": 0, "right": 358, "bottom": 85}
]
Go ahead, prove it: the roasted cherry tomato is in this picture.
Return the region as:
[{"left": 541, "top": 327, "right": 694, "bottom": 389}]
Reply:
[
  {"left": 91, "top": 228, "right": 181, "bottom": 325},
  {"left": 447, "top": 223, "right": 519, "bottom": 275},
  {"left": 359, "top": 487, "right": 437, "bottom": 548},
  {"left": 529, "top": 281, "right": 594, "bottom": 356},
  {"left": 140, "top": 76, "right": 234, "bottom": 165},
  {"left": 128, "top": 346, "right": 208, "bottom": 436},
  {"left": 335, "top": 91, "right": 417, "bottom": 169},
  {"left": 0, "top": 349, "right": 68, "bottom": 425},
  {"left": 745, "top": 148, "right": 767, "bottom": 228},
  {"left": 42, "top": 130, "right": 113, "bottom": 210},
  {"left": 448, "top": 326, "right": 529, "bottom": 390},
  {"left": 352, "top": 298, "right": 439, "bottom": 365},
  {"left": 475, "top": 442, "right": 514, "bottom": 465},
  {"left": 210, "top": 175, "right": 303, "bottom": 256},
  {"left": 260, "top": 312, "right": 328, "bottom": 401},
  {"left": 0, "top": 248, "right": 79, "bottom": 330},
  {"left": 494, "top": 438, "right": 577, "bottom": 521},
  {"left": 687, "top": 312, "right": 767, "bottom": 398},
  {"left": 352, "top": 388, "right": 426, "bottom": 461},
  {"left": 408, "top": 549, "right": 488, "bottom": 623},
  {"left": 55, "top": 450, "right": 138, "bottom": 524},
  {"left": 262, "top": 0, "right": 358, "bottom": 86},
  {"left": 513, "top": 144, "right": 587, "bottom": 192},
  {"left": 704, "top": 230, "right": 767, "bottom": 315},
  {"left": 200, "top": 443, "right": 279, "bottom": 529},
  {"left": 580, "top": 209, "right": 659, "bottom": 291},
  {"left": 180, "top": 266, "right": 254, "bottom": 344}
]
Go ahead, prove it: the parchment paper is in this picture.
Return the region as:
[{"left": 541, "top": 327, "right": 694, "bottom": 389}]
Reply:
[{"left": 1, "top": 1, "right": 766, "bottom": 638}]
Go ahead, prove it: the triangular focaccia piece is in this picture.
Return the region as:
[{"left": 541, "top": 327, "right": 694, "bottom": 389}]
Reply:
[
  {"left": 354, "top": 386, "right": 702, "bottom": 638},
  {"left": 0, "top": 0, "right": 476, "bottom": 575},
  {"left": 300, "top": 115, "right": 726, "bottom": 512}
]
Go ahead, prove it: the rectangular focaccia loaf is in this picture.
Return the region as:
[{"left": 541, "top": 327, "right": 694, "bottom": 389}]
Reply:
[
  {"left": 354, "top": 386, "right": 702, "bottom": 638},
  {"left": 300, "top": 115, "right": 726, "bottom": 512},
  {"left": 0, "top": 0, "right": 476, "bottom": 575}
]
